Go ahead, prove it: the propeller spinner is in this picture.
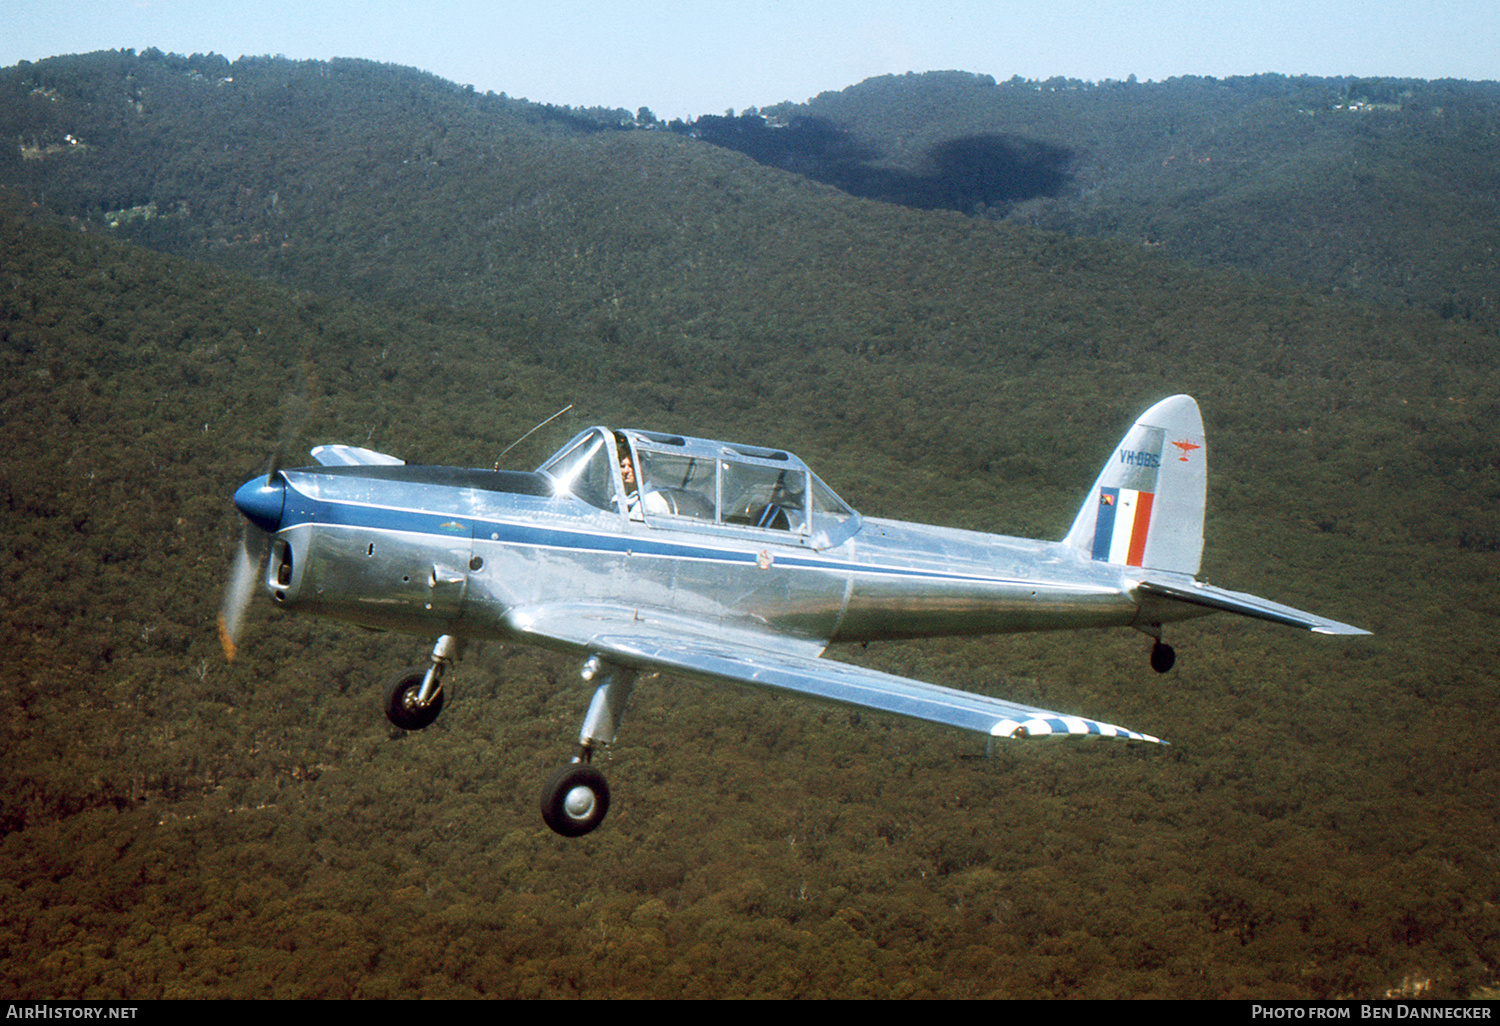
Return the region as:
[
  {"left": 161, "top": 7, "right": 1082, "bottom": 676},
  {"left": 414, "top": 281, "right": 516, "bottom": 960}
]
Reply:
[{"left": 218, "top": 461, "right": 287, "bottom": 661}]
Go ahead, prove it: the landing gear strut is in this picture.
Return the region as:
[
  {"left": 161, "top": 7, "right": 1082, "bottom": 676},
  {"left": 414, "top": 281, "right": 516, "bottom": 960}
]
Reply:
[
  {"left": 384, "top": 634, "right": 463, "bottom": 730},
  {"left": 539, "top": 654, "right": 637, "bottom": 837}
]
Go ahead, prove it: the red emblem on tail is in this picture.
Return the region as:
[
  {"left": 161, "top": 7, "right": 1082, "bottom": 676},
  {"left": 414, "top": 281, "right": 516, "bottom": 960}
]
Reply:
[{"left": 1171, "top": 439, "right": 1201, "bottom": 463}]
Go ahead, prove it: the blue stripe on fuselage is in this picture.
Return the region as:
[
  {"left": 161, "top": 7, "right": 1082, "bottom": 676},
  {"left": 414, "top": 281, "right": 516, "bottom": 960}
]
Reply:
[{"left": 278, "top": 483, "right": 1047, "bottom": 589}]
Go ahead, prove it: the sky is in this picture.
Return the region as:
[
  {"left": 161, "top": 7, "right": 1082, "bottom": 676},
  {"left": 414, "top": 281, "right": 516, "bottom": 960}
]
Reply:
[{"left": 5, "top": 0, "right": 1498, "bottom": 121}]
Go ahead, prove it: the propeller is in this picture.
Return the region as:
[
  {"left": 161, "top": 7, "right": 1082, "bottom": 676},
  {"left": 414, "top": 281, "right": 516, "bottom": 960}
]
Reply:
[
  {"left": 219, "top": 370, "right": 321, "bottom": 660},
  {"left": 218, "top": 451, "right": 285, "bottom": 662},
  {"left": 218, "top": 523, "right": 270, "bottom": 661}
]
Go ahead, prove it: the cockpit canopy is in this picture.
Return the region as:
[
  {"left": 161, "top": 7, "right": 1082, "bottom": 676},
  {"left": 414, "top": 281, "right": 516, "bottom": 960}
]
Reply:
[{"left": 538, "top": 427, "right": 859, "bottom": 549}]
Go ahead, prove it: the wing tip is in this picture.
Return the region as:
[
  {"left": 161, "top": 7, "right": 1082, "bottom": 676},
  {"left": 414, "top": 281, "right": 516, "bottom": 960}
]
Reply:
[
  {"left": 991, "top": 717, "right": 1166, "bottom": 745},
  {"left": 1312, "top": 624, "right": 1373, "bottom": 637}
]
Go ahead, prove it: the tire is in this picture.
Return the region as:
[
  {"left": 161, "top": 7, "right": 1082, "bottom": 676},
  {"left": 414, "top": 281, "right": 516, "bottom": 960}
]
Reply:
[
  {"left": 539, "top": 763, "right": 611, "bottom": 837},
  {"left": 1150, "top": 642, "right": 1176, "bottom": 674},
  {"left": 384, "top": 668, "right": 444, "bottom": 730}
]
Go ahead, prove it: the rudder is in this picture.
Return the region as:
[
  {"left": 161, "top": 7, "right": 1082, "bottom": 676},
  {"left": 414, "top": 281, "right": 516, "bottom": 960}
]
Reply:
[{"left": 1062, "top": 395, "right": 1206, "bottom": 575}]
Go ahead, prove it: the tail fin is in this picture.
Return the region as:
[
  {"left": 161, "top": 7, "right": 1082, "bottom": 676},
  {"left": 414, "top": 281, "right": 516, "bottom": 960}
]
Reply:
[{"left": 1062, "top": 394, "right": 1206, "bottom": 575}]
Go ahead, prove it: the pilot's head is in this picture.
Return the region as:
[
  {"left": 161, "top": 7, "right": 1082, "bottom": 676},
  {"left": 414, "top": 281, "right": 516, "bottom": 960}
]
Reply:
[{"left": 614, "top": 434, "right": 637, "bottom": 491}]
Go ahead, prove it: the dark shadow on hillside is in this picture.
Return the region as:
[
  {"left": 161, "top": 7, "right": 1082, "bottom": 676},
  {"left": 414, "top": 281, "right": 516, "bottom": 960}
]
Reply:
[{"left": 689, "top": 114, "right": 1073, "bottom": 215}]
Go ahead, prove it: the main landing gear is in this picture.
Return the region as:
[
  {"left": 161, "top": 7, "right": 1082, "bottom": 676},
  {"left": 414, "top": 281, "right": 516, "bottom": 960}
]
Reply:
[
  {"left": 538, "top": 655, "right": 637, "bottom": 838},
  {"left": 382, "top": 640, "right": 636, "bottom": 837},
  {"left": 384, "top": 642, "right": 636, "bottom": 840},
  {"left": 539, "top": 762, "right": 610, "bottom": 838},
  {"left": 383, "top": 634, "right": 463, "bottom": 731}
]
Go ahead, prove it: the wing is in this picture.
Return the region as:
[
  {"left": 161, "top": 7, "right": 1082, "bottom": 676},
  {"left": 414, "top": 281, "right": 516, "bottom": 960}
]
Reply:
[
  {"left": 1135, "top": 575, "right": 1369, "bottom": 636},
  {"left": 309, "top": 444, "right": 406, "bottom": 467},
  {"left": 507, "top": 604, "right": 1165, "bottom": 744}
]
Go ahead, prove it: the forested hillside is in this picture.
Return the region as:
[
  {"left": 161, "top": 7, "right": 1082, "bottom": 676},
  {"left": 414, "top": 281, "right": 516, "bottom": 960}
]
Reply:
[
  {"left": 1, "top": 51, "right": 1498, "bottom": 999},
  {"left": 4, "top": 55, "right": 1498, "bottom": 336},
  {"left": 756, "top": 72, "right": 1500, "bottom": 335}
]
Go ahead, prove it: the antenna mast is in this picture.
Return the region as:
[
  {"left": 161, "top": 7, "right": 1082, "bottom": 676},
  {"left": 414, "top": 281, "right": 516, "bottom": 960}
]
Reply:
[{"left": 494, "top": 404, "right": 573, "bottom": 470}]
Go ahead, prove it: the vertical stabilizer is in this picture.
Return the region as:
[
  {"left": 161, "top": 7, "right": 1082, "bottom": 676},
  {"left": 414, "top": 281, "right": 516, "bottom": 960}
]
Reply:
[{"left": 1062, "top": 395, "right": 1206, "bottom": 575}]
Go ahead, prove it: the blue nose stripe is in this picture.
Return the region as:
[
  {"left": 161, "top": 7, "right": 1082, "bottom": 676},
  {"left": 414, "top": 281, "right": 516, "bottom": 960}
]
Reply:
[{"left": 234, "top": 476, "right": 286, "bottom": 533}]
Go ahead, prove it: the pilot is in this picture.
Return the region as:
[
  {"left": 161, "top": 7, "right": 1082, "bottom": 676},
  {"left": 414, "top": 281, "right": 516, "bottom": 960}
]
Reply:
[
  {"left": 615, "top": 433, "right": 664, "bottom": 520},
  {"left": 618, "top": 448, "right": 643, "bottom": 519}
]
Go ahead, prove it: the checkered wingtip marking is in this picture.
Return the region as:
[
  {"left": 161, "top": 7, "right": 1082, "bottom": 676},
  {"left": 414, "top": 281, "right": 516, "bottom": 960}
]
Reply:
[{"left": 991, "top": 717, "right": 1164, "bottom": 745}]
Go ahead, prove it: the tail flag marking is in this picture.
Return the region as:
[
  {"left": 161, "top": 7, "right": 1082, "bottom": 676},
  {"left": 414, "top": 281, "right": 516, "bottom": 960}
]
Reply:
[{"left": 1091, "top": 487, "right": 1156, "bottom": 566}]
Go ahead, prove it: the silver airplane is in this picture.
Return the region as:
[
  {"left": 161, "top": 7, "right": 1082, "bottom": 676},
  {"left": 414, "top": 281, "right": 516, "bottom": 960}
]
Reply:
[{"left": 219, "top": 395, "right": 1367, "bottom": 836}]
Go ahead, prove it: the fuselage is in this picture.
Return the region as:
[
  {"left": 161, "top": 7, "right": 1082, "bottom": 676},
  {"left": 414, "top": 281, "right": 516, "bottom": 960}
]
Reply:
[{"left": 240, "top": 460, "right": 1189, "bottom": 654}]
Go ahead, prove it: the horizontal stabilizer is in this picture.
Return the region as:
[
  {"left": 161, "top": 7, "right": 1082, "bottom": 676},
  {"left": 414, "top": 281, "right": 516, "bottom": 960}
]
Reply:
[
  {"left": 1135, "top": 578, "right": 1369, "bottom": 636},
  {"left": 310, "top": 444, "right": 406, "bottom": 467}
]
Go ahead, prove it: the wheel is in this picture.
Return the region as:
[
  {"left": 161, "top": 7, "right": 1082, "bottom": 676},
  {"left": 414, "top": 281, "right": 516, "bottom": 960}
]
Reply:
[
  {"left": 539, "top": 763, "right": 611, "bottom": 837},
  {"left": 384, "top": 668, "right": 444, "bottom": 730},
  {"left": 1150, "top": 641, "right": 1176, "bottom": 674}
]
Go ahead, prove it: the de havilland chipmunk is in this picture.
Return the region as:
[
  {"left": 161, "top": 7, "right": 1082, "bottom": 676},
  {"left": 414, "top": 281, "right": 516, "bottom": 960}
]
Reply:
[{"left": 219, "top": 395, "right": 1367, "bottom": 837}]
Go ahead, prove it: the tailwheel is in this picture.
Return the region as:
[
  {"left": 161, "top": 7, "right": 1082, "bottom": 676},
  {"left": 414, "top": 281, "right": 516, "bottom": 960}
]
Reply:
[
  {"left": 384, "top": 667, "right": 444, "bottom": 730},
  {"left": 540, "top": 762, "right": 611, "bottom": 837},
  {"left": 1150, "top": 641, "right": 1176, "bottom": 674}
]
